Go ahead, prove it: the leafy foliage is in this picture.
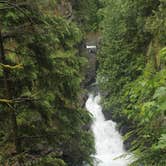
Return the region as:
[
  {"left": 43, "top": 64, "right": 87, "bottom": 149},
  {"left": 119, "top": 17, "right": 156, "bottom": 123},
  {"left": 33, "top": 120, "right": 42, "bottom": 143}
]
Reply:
[
  {"left": 0, "top": 0, "right": 94, "bottom": 165},
  {"left": 98, "top": 0, "right": 166, "bottom": 165},
  {"left": 71, "top": 0, "right": 102, "bottom": 32}
]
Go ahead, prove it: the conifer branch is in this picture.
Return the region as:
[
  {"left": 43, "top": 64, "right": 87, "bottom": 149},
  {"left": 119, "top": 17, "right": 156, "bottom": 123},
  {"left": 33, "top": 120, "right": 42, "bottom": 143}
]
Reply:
[
  {"left": 0, "top": 0, "right": 34, "bottom": 24},
  {"left": 0, "top": 63, "right": 23, "bottom": 70},
  {"left": 0, "top": 98, "right": 13, "bottom": 103}
]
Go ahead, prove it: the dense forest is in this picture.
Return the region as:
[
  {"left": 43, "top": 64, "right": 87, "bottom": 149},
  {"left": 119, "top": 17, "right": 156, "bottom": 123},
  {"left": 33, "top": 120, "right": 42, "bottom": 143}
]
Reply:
[
  {"left": 0, "top": 0, "right": 100, "bottom": 165},
  {"left": 0, "top": 0, "right": 165, "bottom": 166},
  {"left": 98, "top": 0, "right": 166, "bottom": 165}
]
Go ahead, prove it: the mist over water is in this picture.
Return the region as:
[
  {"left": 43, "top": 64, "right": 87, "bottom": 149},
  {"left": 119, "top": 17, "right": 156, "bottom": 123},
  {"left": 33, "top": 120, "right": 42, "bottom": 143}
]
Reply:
[{"left": 86, "top": 94, "right": 130, "bottom": 166}]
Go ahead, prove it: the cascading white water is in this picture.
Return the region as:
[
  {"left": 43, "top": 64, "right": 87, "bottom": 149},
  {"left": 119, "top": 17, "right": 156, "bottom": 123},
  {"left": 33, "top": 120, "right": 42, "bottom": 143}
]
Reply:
[{"left": 86, "top": 94, "right": 130, "bottom": 166}]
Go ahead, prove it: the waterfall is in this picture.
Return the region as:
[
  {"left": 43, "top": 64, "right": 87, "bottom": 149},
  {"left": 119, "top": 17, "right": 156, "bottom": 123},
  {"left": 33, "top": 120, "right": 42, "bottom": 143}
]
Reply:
[{"left": 86, "top": 94, "right": 130, "bottom": 166}]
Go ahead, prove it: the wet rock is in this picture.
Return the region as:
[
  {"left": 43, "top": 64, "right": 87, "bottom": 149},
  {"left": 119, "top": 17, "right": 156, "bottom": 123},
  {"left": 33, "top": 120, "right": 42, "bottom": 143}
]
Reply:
[
  {"left": 83, "top": 52, "right": 97, "bottom": 87},
  {"left": 82, "top": 122, "right": 92, "bottom": 131},
  {"left": 102, "top": 109, "right": 113, "bottom": 121},
  {"left": 102, "top": 108, "right": 136, "bottom": 150},
  {"left": 79, "top": 92, "right": 89, "bottom": 108}
]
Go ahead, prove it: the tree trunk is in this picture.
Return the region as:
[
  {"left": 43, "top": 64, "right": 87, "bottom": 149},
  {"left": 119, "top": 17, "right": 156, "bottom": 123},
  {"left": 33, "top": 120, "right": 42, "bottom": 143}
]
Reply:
[
  {"left": 146, "top": 41, "right": 152, "bottom": 64},
  {"left": 0, "top": 29, "right": 21, "bottom": 154},
  {"left": 153, "top": 37, "right": 160, "bottom": 71}
]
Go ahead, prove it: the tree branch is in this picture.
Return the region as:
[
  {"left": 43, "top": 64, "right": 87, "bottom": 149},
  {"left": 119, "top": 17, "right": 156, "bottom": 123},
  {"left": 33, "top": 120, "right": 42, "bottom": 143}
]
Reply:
[
  {"left": 0, "top": 2, "right": 29, "bottom": 10},
  {"left": 0, "top": 63, "right": 23, "bottom": 70},
  {"left": 0, "top": 1, "right": 34, "bottom": 24},
  {"left": 17, "top": 134, "right": 57, "bottom": 140},
  {"left": 0, "top": 98, "right": 13, "bottom": 103}
]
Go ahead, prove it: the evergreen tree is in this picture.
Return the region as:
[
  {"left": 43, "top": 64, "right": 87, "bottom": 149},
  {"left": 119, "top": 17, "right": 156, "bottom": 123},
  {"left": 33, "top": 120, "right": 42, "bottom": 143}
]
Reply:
[{"left": 0, "top": 1, "right": 94, "bottom": 165}]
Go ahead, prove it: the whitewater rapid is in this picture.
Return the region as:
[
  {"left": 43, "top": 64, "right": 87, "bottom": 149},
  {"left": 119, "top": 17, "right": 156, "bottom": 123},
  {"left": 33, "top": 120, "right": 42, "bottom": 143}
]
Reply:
[{"left": 86, "top": 94, "right": 130, "bottom": 166}]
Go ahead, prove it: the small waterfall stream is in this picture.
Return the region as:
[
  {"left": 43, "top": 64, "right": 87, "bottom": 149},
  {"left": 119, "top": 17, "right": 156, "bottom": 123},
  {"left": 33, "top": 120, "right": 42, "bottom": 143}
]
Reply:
[{"left": 86, "top": 94, "right": 130, "bottom": 166}]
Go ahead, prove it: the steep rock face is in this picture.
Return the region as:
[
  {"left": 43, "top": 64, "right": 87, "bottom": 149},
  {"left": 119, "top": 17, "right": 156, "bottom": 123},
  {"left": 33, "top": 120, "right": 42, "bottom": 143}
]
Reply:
[
  {"left": 85, "top": 52, "right": 97, "bottom": 86},
  {"left": 83, "top": 32, "right": 100, "bottom": 87},
  {"left": 78, "top": 32, "right": 100, "bottom": 108},
  {"left": 78, "top": 42, "right": 97, "bottom": 108}
]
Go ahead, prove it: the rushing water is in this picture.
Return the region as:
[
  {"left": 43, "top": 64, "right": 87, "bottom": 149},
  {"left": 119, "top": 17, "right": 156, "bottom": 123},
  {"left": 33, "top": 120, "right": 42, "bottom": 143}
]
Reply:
[{"left": 86, "top": 94, "right": 130, "bottom": 166}]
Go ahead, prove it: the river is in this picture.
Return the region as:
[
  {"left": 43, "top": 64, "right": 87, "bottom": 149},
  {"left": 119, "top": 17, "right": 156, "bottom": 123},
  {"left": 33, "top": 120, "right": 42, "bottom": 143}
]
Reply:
[{"left": 86, "top": 94, "right": 130, "bottom": 166}]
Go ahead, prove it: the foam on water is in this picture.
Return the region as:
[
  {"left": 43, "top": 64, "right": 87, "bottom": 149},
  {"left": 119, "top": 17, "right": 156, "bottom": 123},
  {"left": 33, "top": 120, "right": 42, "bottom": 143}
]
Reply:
[{"left": 86, "top": 94, "right": 130, "bottom": 166}]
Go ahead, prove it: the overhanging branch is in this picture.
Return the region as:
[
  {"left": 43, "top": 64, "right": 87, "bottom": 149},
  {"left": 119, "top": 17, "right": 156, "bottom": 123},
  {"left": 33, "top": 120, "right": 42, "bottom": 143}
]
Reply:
[
  {"left": 0, "top": 63, "right": 23, "bottom": 70},
  {"left": 0, "top": 0, "right": 34, "bottom": 24}
]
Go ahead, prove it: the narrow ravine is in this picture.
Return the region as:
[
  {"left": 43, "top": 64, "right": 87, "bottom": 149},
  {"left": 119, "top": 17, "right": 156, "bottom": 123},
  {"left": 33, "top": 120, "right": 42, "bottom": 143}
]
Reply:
[{"left": 86, "top": 94, "right": 130, "bottom": 166}]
